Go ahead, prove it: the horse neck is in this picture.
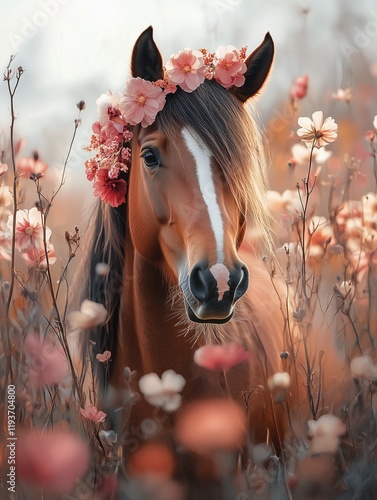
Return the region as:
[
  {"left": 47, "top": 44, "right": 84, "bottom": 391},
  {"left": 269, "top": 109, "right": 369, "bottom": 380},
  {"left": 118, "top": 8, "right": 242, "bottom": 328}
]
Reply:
[{"left": 111, "top": 227, "right": 195, "bottom": 385}]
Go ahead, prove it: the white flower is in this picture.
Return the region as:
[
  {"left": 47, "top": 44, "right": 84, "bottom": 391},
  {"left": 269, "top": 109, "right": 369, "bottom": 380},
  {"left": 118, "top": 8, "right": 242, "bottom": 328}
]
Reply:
[
  {"left": 373, "top": 115, "right": 377, "bottom": 131},
  {"left": 308, "top": 414, "right": 346, "bottom": 438},
  {"left": 267, "top": 372, "right": 291, "bottom": 390},
  {"left": 332, "top": 88, "right": 352, "bottom": 102},
  {"left": 96, "top": 90, "right": 122, "bottom": 127},
  {"left": 308, "top": 414, "right": 346, "bottom": 454},
  {"left": 350, "top": 356, "right": 377, "bottom": 382},
  {"left": 68, "top": 300, "right": 107, "bottom": 331},
  {"left": 95, "top": 262, "right": 110, "bottom": 277},
  {"left": 139, "top": 369, "right": 186, "bottom": 412},
  {"left": 291, "top": 143, "right": 332, "bottom": 166},
  {"left": 297, "top": 111, "right": 338, "bottom": 149}
]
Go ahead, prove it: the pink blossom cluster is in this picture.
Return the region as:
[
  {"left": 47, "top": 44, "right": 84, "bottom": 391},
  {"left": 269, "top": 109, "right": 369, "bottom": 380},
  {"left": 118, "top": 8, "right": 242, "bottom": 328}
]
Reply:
[
  {"left": 86, "top": 45, "right": 248, "bottom": 206},
  {"left": 84, "top": 91, "right": 132, "bottom": 207},
  {"left": 165, "top": 45, "right": 247, "bottom": 91}
]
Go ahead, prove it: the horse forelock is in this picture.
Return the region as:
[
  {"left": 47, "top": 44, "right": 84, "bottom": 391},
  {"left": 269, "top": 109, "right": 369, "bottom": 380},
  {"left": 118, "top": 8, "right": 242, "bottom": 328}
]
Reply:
[{"left": 155, "top": 80, "right": 273, "bottom": 253}]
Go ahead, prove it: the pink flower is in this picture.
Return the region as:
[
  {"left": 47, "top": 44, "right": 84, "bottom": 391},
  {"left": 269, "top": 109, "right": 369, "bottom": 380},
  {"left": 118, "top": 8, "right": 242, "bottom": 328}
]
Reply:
[
  {"left": 80, "top": 405, "right": 107, "bottom": 423},
  {"left": 84, "top": 158, "right": 98, "bottom": 181},
  {"left": 21, "top": 243, "right": 57, "bottom": 268},
  {"left": 96, "top": 350, "right": 111, "bottom": 363},
  {"left": 24, "top": 332, "right": 69, "bottom": 387},
  {"left": 165, "top": 49, "right": 206, "bottom": 92},
  {"left": 119, "top": 77, "right": 166, "bottom": 127},
  {"left": 17, "top": 152, "right": 48, "bottom": 178},
  {"left": 17, "top": 429, "right": 90, "bottom": 493},
  {"left": 7, "top": 207, "right": 51, "bottom": 252},
  {"left": 290, "top": 75, "right": 309, "bottom": 100},
  {"left": 93, "top": 168, "right": 127, "bottom": 207},
  {"left": 194, "top": 343, "right": 250, "bottom": 371},
  {"left": 214, "top": 45, "right": 247, "bottom": 89}
]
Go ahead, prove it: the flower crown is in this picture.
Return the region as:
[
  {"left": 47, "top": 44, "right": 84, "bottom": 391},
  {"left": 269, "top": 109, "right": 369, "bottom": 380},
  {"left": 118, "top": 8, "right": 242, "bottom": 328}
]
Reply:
[{"left": 85, "top": 45, "right": 248, "bottom": 207}]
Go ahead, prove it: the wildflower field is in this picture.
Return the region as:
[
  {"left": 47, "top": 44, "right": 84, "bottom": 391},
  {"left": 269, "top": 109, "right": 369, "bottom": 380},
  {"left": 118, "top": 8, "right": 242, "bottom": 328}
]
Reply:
[{"left": 1, "top": 2, "right": 377, "bottom": 499}]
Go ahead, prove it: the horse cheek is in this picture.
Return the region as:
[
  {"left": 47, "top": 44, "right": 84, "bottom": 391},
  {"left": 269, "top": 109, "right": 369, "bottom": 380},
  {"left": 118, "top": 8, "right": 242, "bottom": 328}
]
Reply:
[{"left": 128, "top": 191, "right": 162, "bottom": 261}]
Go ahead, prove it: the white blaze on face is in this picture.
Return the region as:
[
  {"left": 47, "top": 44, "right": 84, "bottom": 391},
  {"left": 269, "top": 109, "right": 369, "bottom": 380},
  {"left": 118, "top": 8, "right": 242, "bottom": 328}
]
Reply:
[
  {"left": 209, "top": 263, "right": 230, "bottom": 300},
  {"left": 182, "top": 127, "right": 225, "bottom": 263}
]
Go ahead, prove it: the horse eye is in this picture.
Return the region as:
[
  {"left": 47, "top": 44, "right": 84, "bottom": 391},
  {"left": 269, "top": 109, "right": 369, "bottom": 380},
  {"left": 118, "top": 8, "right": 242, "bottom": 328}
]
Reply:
[{"left": 140, "top": 148, "right": 161, "bottom": 169}]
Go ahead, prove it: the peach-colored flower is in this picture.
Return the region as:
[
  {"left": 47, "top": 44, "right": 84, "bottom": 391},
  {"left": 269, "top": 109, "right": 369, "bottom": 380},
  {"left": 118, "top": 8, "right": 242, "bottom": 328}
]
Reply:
[
  {"left": 7, "top": 207, "right": 51, "bottom": 252},
  {"left": 297, "top": 111, "right": 338, "bottom": 149},
  {"left": 68, "top": 299, "right": 108, "bottom": 331},
  {"left": 0, "top": 163, "right": 8, "bottom": 176},
  {"left": 93, "top": 168, "right": 127, "bottom": 207},
  {"left": 335, "top": 200, "right": 362, "bottom": 233},
  {"left": 17, "top": 152, "right": 48, "bottom": 178},
  {"left": 139, "top": 369, "right": 186, "bottom": 412},
  {"left": 80, "top": 405, "right": 107, "bottom": 423},
  {"left": 175, "top": 399, "right": 246, "bottom": 453},
  {"left": 194, "top": 343, "right": 249, "bottom": 371},
  {"left": 24, "top": 333, "right": 69, "bottom": 387},
  {"left": 17, "top": 429, "right": 90, "bottom": 493},
  {"left": 96, "top": 350, "right": 111, "bottom": 363},
  {"left": 332, "top": 88, "right": 352, "bottom": 102},
  {"left": 214, "top": 45, "right": 247, "bottom": 89},
  {"left": 166, "top": 49, "right": 206, "bottom": 92},
  {"left": 21, "top": 243, "right": 57, "bottom": 268},
  {"left": 120, "top": 77, "right": 166, "bottom": 127},
  {"left": 308, "top": 216, "right": 334, "bottom": 258},
  {"left": 290, "top": 74, "right": 309, "bottom": 100},
  {"left": 0, "top": 185, "right": 15, "bottom": 221},
  {"left": 128, "top": 442, "right": 175, "bottom": 478}
]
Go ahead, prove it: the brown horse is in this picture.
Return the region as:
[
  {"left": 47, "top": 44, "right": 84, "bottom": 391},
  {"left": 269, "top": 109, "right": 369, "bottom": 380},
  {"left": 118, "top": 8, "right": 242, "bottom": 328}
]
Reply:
[{"left": 85, "top": 27, "right": 306, "bottom": 453}]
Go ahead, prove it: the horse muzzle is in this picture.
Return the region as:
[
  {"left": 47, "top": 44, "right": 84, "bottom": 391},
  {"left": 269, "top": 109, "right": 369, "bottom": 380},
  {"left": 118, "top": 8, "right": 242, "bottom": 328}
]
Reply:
[{"left": 183, "top": 261, "right": 249, "bottom": 324}]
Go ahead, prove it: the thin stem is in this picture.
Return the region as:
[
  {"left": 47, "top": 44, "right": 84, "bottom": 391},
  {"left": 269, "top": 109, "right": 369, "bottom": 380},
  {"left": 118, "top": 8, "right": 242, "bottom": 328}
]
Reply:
[{"left": 5, "top": 59, "right": 23, "bottom": 314}]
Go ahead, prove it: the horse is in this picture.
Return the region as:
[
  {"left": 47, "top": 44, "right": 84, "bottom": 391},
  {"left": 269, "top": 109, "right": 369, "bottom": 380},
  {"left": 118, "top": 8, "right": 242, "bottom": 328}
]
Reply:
[{"left": 84, "top": 26, "right": 307, "bottom": 460}]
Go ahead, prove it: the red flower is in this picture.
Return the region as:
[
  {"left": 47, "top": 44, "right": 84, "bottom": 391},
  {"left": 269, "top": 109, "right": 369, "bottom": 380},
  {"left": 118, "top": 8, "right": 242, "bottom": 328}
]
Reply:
[{"left": 93, "top": 168, "right": 127, "bottom": 207}]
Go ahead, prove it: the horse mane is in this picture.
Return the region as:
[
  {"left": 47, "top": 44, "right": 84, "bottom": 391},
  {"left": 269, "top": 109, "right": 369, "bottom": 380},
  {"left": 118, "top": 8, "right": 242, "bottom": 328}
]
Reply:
[
  {"left": 81, "top": 202, "right": 127, "bottom": 391},
  {"left": 83, "top": 79, "right": 272, "bottom": 387}
]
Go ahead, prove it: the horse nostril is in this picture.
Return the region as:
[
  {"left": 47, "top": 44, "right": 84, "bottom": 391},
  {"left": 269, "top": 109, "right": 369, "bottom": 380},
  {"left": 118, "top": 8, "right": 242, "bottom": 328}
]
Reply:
[
  {"left": 234, "top": 264, "right": 249, "bottom": 300},
  {"left": 189, "top": 265, "right": 208, "bottom": 301}
]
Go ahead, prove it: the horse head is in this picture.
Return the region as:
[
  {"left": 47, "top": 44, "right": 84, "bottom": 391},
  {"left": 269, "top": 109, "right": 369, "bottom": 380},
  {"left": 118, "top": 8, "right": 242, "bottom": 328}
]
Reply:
[{"left": 127, "top": 27, "right": 274, "bottom": 325}]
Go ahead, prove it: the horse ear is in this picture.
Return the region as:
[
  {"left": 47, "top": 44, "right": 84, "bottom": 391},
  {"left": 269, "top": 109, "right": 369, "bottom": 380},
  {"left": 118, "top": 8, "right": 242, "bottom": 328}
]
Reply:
[
  {"left": 131, "top": 26, "right": 164, "bottom": 81},
  {"left": 231, "top": 33, "right": 274, "bottom": 103}
]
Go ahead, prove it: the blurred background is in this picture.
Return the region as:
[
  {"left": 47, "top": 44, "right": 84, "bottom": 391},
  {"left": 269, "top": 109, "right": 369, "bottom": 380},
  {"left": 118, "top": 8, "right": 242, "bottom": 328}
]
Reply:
[{"left": 0, "top": 0, "right": 376, "bottom": 247}]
